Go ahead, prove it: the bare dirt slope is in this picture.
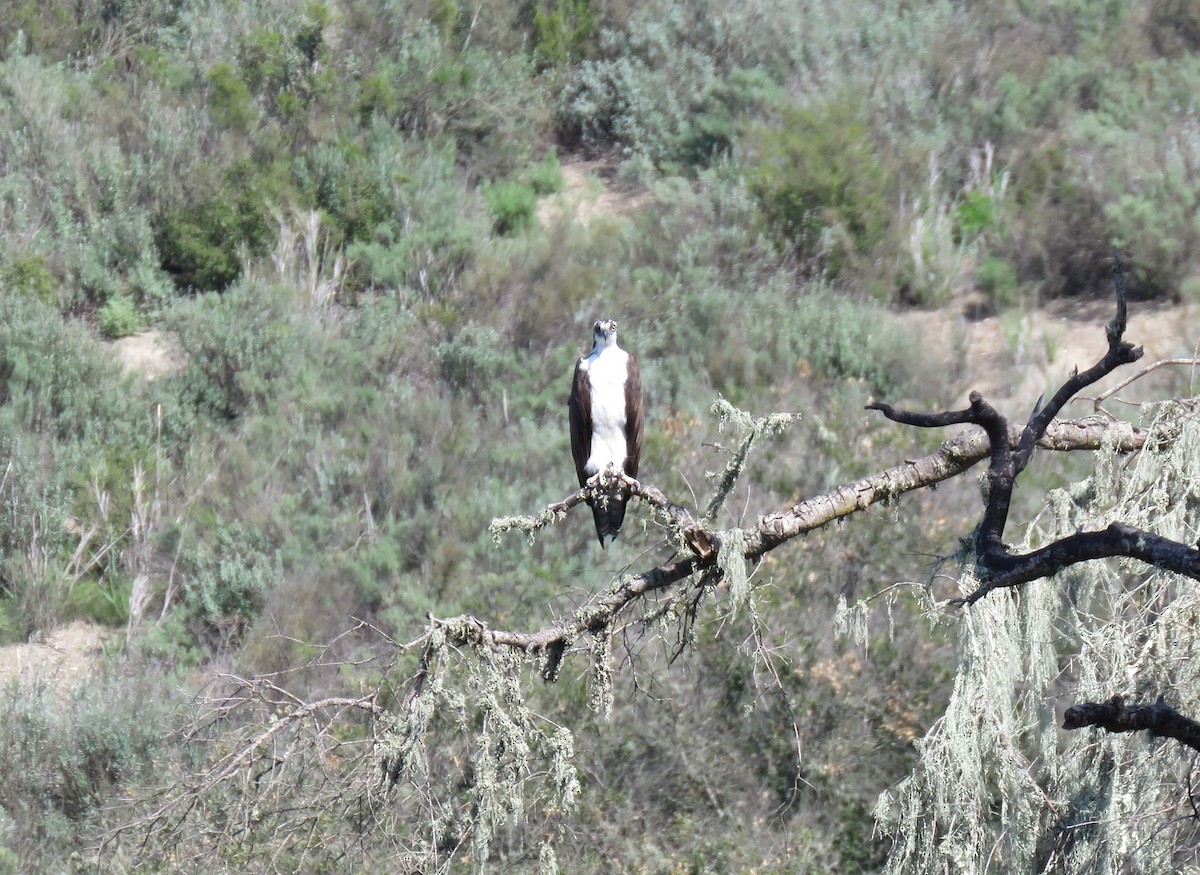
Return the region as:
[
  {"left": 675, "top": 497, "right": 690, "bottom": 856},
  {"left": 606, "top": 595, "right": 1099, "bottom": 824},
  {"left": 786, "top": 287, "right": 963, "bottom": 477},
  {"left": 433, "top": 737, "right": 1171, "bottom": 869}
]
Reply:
[
  {"left": 536, "top": 159, "right": 651, "bottom": 228},
  {"left": 897, "top": 298, "right": 1200, "bottom": 409},
  {"left": 0, "top": 621, "right": 111, "bottom": 693}
]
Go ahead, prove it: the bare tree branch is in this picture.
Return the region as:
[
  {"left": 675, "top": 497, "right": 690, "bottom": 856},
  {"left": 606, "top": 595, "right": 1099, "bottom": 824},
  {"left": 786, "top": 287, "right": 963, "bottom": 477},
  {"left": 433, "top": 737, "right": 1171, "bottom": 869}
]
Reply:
[
  {"left": 1063, "top": 696, "right": 1200, "bottom": 753},
  {"left": 865, "top": 256, "right": 1200, "bottom": 605},
  {"left": 445, "top": 417, "right": 1146, "bottom": 672},
  {"left": 102, "top": 674, "right": 386, "bottom": 857},
  {"left": 490, "top": 470, "right": 715, "bottom": 559},
  {"left": 1086, "top": 357, "right": 1200, "bottom": 412},
  {"left": 743, "top": 417, "right": 1143, "bottom": 558}
]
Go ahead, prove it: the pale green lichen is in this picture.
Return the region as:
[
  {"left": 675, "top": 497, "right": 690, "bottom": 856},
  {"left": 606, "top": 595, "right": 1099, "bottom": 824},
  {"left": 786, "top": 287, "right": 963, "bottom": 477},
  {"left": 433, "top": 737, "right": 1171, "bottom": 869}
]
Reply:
[
  {"left": 879, "top": 403, "right": 1200, "bottom": 874},
  {"left": 588, "top": 629, "right": 614, "bottom": 721},
  {"left": 715, "top": 527, "right": 750, "bottom": 612},
  {"left": 489, "top": 506, "right": 561, "bottom": 546},
  {"left": 704, "top": 398, "right": 797, "bottom": 524}
]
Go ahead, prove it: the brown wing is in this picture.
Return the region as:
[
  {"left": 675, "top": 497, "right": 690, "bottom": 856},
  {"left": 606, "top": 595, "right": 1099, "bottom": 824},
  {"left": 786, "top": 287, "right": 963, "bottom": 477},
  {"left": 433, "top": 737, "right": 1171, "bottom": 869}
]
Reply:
[
  {"left": 623, "top": 353, "right": 644, "bottom": 478},
  {"left": 568, "top": 359, "right": 592, "bottom": 487}
]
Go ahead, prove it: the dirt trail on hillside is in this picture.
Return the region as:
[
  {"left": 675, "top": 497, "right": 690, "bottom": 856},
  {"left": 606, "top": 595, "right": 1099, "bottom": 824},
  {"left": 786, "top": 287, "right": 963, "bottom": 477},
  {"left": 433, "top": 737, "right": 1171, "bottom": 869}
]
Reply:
[{"left": 113, "top": 329, "right": 184, "bottom": 380}]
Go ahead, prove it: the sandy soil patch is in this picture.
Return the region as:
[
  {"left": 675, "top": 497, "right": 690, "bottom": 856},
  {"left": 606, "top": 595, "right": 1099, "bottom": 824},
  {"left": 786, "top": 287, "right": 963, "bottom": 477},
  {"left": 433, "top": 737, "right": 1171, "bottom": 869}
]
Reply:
[
  {"left": 0, "top": 620, "right": 112, "bottom": 692},
  {"left": 896, "top": 296, "right": 1200, "bottom": 410},
  {"left": 537, "top": 160, "right": 652, "bottom": 228},
  {"left": 113, "top": 329, "right": 184, "bottom": 380}
]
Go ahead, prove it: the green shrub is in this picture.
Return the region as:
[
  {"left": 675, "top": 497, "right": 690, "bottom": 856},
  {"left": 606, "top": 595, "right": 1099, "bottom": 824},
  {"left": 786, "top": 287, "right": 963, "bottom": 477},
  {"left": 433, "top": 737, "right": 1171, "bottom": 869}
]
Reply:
[
  {"left": 976, "top": 255, "right": 1019, "bottom": 310},
  {"left": 956, "top": 190, "right": 999, "bottom": 240},
  {"left": 296, "top": 139, "right": 393, "bottom": 244},
  {"left": 356, "top": 71, "right": 398, "bottom": 123},
  {"left": 0, "top": 671, "right": 169, "bottom": 868},
  {"left": 679, "top": 67, "right": 780, "bottom": 170},
  {"left": 367, "top": 25, "right": 548, "bottom": 179},
  {"left": 0, "top": 52, "right": 177, "bottom": 310},
  {"left": 433, "top": 322, "right": 514, "bottom": 400},
  {"left": 98, "top": 293, "right": 143, "bottom": 339},
  {"left": 206, "top": 61, "right": 256, "bottom": 133},
  {"left": 483, "top": 178, "right": 537, "bottom": 235},
  {"left": 156, "top": 161, "right": 283, "bottom": 292},
  {"left": 561, "top": 7, "right": 723, "bottom": 167},
  {"left": 157, "top": 198, "right": 245, "bottom": 291},
  {"left": 746, "top": 94, "right": 890, "bottom": 274},
  {"left": 170, "top": 281, "right": 296, "bottom": 422},
  {"left": 63, "top": 577, "right": 133, "bottom": 626},
  {"left": 526, "top": 148, "right": 563, "bottom": 195},
  {"left": 0, "top": 296, "right": 134, "bottom": 441},
  {"left": 4, "top": 253, "right": 58, "bottom": 304},
  {"left": 184, "top": 521, "right": 277, "bottom": 621},
  {"left": 235, "top": 5, "right": 333, "bottom": 121},
  {"left": 531, "top": 0, "right": 594, "bottom": 67},
  {"left": 306, "top": 133, "right": 487, "bottom": 296}
]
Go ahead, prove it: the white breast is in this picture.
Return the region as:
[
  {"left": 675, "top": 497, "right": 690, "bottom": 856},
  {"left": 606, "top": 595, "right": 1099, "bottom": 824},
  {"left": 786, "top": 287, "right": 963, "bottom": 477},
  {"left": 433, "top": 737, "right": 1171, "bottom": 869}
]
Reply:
[{"left": 581, "top": 346, "right": 630, "bottom": 477}]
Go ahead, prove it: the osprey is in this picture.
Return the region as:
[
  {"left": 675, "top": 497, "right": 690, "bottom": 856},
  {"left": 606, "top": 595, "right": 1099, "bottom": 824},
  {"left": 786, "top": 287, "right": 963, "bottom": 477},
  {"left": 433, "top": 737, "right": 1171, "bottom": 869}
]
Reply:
[{"left": 568, "top": 319, "right": 644, "bottom": 546}]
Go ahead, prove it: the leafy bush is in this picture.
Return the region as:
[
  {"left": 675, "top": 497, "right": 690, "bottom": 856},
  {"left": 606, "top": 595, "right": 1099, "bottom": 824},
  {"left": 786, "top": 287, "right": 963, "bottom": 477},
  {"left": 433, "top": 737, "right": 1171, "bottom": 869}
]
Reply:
[
  {"left": 561, "top": 5, "right": 724, "bottom": 166},
  {"left": 0, "top": 296, "right": 134, "bottom": 442},
  {"left": 976, "top": 255, "right": 1019, "bottom": 310},
  {"left": 205, "top": 61, "right": 256, "bottom": 134},
  {"left": 0, "top": 670, "right": 169, "bottom": 869},
  {"left": 364, "top": 24, "right": 548, "bottom": 179},
  {"left": 179, "top": 520, "right": 279, "bottom": 653},
  {"left": 169, "top": 280, "right": 297, "bottom": 422},
  {"left": 234, "top": 4, "right": 334, "bottom": 122},
  {"left": 307, "top": 132, "right": 488, "bottom": 296},
  {"left": 531, "top": 0, "right": 594, "bottom": 66},
  {"left": 483, "top": 178, "right": 538, "bottom": 235},
  {"left": 526, "top": 147, "right": 564, "bottom": 195},
  {"left": 746, "top": 93, "right": 890, "bottom": 275},
  {"left": 98, "top": 293, "right": 143, "bottom": 339},
  {"left": 4, "top": 253, "right": 57, "bottom": 304},
  {"left": 0, "top": 52, "right": 176, "bottom": 310},
  {"left": 156, "top": 163, "right": 280, "bottom": 292}
]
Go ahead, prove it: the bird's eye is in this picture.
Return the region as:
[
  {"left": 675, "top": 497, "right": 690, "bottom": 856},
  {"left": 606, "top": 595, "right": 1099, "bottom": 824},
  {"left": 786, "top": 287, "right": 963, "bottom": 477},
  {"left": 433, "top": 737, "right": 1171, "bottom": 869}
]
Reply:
[
  {"left": 593, "top": 321, "right": 601, "bottom": 332},
  {"left": 611, "top": 321, "right": 618, "bottom": 331}
]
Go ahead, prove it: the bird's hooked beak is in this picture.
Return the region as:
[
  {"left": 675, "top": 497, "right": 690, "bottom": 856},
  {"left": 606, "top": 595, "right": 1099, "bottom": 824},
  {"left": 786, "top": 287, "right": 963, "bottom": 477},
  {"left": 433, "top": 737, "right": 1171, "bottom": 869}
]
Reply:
[{"left": 592, "top": 319, "right": 618, "bottom": 345}]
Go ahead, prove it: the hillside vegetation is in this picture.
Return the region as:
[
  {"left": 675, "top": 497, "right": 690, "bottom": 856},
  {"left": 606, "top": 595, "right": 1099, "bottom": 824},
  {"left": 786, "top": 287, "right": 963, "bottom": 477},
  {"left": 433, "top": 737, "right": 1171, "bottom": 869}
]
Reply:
[{"left": 1, "top": 0, "right": 1199, "bottom": 871}]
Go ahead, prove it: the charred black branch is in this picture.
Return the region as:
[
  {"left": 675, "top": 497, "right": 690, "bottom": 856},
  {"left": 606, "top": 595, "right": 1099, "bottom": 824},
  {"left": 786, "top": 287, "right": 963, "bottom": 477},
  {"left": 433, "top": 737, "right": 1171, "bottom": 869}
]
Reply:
[
  {"left": 869, "top": 257, "right": 1171, "bottom": 604},
  {"left": 957, "top": 523, "right": 1200, "bottom": 605},
  {"left": 1063, "top": 695, "right": 1200, "bottom": 753}
]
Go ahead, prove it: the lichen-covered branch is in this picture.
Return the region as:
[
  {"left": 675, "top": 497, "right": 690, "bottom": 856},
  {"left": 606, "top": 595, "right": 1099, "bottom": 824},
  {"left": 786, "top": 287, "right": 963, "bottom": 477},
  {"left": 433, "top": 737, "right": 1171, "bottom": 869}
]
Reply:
[
  {"left": 702, "top": 400, "right": 797, "bottom": 524},
  {"left": 432, "top": 417, "right": 1145, "bottom": 672},
  {"left": 490, "top": 471, "right": 716, "bottom": 558},
  {"left": 742, "top": 417, "right": 1144, "bottom": 558},
  {"left": 1063, "top": 695, "right": 1200, "bottom": 753}
]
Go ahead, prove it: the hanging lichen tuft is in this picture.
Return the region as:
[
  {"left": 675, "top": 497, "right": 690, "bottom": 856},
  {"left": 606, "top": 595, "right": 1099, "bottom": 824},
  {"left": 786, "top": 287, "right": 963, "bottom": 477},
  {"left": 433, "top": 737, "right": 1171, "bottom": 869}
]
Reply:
[{"left": 877, "top": 401, "right": 1200, "bottom": 873}]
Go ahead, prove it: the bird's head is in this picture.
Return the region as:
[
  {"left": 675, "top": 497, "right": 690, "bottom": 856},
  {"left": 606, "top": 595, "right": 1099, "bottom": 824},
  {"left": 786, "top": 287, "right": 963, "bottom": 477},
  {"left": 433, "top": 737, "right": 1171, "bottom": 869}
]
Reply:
[{"left": 592, "top": 319, "right": 619, "bottom": 349}]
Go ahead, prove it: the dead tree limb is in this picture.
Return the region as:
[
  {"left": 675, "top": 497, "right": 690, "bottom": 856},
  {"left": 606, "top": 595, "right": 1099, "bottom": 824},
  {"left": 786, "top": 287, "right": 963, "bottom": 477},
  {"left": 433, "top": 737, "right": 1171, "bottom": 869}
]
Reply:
[
  {"left": 742, "top": 417, "right": 1141, "bottom": 558},
  {"left": 491, "top": 470, "right": 715, "bottom": 559},
  {"left": 867, "top": 256, "right": 1200, "bottom": 605},
  {"left": 1087, "top": 356, "right": 1200, "bottom": 412},
  {"left": 447, "top": 417, "right": 1145, "bottom": 678},
  {"left": 1063, "top": 696, "right": 1200, "bottom": 753}
]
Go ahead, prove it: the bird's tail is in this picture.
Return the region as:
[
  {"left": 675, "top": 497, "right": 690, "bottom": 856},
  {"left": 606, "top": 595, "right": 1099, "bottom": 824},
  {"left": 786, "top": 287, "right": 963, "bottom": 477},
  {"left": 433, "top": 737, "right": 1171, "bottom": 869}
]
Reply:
[{"left": 591, "top": 495, "right": 628, "bottom": 548}]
